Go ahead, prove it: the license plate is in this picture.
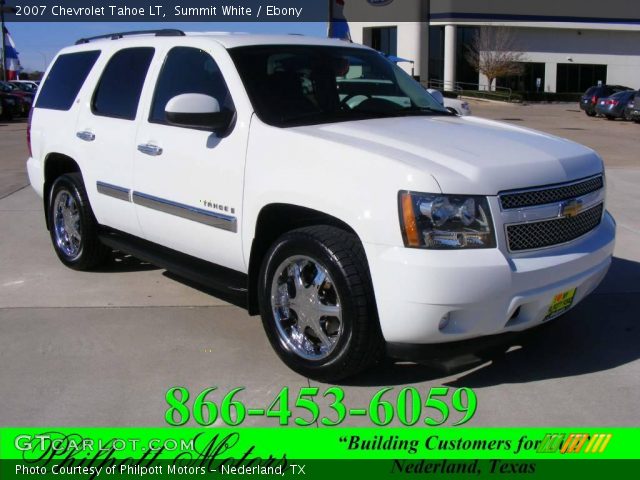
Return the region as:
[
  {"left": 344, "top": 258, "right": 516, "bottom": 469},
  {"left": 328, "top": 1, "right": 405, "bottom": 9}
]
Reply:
[{"left": 544, "top": 288, "right": 577, "bottom": 321}]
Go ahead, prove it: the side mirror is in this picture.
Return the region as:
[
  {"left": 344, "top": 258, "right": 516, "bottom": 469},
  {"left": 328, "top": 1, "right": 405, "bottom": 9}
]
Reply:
[
  {"left": 426, "top": 88, "right": 445, "bottom": 106},
  {"left": 165, "top": 93, "right": 234, "bottom": 131}
]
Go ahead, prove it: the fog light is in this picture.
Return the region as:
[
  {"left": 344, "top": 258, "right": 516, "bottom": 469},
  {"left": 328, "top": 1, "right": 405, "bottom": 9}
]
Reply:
[{"left": 438, "top": 313, "right": 451, "bottom": 331}]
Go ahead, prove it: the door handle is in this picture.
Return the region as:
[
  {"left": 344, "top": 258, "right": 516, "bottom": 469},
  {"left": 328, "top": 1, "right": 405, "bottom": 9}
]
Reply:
[
  {"left": 137, "top": 143, "right": 163, "bottom": 156},
  {"left": 76, "top": 130, "right": 95, "bottom": 142}
]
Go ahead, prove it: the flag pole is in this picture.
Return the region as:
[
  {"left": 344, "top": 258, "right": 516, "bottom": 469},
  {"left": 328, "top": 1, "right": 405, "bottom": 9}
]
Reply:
[{"left": 1, "top": 0, "right": 7, "bottom": 81}]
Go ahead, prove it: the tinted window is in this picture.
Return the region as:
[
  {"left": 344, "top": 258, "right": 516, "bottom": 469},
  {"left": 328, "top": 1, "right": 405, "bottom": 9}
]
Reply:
[
  {"left": 150, "top": 47, "right": 234, "bottom": 124},
  {"left": 36, "top": 51, "right": 100, "bottom": 110},
  {"left": 93, "top": 48, "right": 154, "bottom": 120},
  {"left": 556, "top": 63, "right": 606, "bottom": 93},
  {"left": 611, "top": 91, "right": 634, "bottom": 101},
  {"left": 230, "top": 45, "right": 448, "bottom": 127}
]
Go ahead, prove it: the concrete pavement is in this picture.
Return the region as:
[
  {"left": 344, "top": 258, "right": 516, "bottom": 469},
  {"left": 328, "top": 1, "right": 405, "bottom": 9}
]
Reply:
[{"left": 1, "top": 106, "right": 639, "bottom": 427}]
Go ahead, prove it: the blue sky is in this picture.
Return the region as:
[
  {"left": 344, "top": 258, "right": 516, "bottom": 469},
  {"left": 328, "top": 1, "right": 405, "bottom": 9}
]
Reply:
[{"left": 7, "top": 22, "right": 327, "bottom": 71}]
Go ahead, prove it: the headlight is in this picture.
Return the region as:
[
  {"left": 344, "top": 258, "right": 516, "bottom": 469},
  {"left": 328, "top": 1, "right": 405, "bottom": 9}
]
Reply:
[{"left": 399, "top": 191, "right": 496, "bottom": 249}]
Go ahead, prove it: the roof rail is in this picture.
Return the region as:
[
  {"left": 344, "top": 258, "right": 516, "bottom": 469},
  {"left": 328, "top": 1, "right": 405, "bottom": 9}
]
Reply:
[{"left": 75, "top": 29, "right": 185, "bottom": 45}]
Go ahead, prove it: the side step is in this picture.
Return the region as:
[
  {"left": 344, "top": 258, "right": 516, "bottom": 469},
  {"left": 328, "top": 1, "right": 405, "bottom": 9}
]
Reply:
[{"left": 98, "top": 228, "right": 248, "bottom": 310}]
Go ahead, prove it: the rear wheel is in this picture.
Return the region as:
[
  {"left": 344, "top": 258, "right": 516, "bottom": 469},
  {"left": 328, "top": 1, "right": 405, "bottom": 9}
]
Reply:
[
  {"left": 47, "top": 173, "right": 109, "bottom": 270},
  {"left": 258, "top": 226, "right": 383, "bottom": 381},
  {"left": 585, "top": 110, "right": 596, "bottom": 117},
  {"left": 605, "top": 115, "right": 615, "bottom": 121}
]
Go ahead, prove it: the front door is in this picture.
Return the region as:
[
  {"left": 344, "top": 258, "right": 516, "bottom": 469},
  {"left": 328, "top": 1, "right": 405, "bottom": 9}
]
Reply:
[{"left": 133, "top": 45, "right": 248, "bottom": 272}]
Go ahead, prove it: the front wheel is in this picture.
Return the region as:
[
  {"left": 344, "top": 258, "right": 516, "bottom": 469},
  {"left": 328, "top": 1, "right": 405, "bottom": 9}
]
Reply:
[
  {"left": 258, "top": 226, "right": 383, "bottom": 381},
  {"left": 47, "top": 173, "right": 109, "bottom": 270}
]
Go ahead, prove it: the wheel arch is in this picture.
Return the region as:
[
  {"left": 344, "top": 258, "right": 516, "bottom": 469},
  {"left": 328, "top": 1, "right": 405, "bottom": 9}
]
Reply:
[
  {"left": 43, "top": 153, "right": 82, "bottom": 230},
  {"left": 246, "top": 203, "right": 363, "bottom": 315}
]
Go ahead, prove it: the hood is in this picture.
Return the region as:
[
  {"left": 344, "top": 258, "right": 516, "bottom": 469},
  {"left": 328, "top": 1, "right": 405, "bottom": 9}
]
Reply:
[{"left": 292, "top": 115, "right": 603, "bottom": 195}]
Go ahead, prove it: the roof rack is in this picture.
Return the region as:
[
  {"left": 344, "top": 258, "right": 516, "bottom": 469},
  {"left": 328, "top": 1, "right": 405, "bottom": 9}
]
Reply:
[{"left": 75, "top": 29, "right": 185, "bottom": 45}]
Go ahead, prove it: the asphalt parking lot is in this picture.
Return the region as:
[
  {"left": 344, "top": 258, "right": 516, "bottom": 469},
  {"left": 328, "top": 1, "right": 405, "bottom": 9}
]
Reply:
[{"left": 1, "top": 102, "right": 639, "bottom": 427}]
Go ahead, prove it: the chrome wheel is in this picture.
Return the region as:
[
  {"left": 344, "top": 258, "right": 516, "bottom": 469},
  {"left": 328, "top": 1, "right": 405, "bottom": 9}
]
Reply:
[
  {"left": 53, "top": 189, "right": 82, "bottom": 260},
  {"left": 270, "top": 255, "right": 343, "bottom": 361}
]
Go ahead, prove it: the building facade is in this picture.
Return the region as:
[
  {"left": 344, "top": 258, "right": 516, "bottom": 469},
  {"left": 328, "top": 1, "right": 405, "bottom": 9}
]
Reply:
[{"left": 346, "top": 0, "right": 640, "bottom": 93}]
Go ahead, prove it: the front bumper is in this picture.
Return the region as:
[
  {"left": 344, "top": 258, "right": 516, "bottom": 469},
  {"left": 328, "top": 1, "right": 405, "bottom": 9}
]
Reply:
[{"left": 364, "top": 211, "right": 615, "bottom": 346}]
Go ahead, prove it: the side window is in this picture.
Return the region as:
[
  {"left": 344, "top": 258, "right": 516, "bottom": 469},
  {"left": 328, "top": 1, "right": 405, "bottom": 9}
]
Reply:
[
  {"left": 92, "top": 47, "right": 154, "bottom": 120},
  {"left": 150, "top": 47, "right": 234, "bottom": 125},
  {"left": 36, "top": 51, "right": 100, "bottom": 111}
]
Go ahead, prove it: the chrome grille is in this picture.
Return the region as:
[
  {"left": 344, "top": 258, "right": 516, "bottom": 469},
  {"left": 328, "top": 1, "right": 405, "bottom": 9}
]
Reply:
[
  {"left": 500, "top": 175, "right": 603, "bottom": 210},
  {"left": 507, "top": 204, "right": 603, "bottom": 252}
]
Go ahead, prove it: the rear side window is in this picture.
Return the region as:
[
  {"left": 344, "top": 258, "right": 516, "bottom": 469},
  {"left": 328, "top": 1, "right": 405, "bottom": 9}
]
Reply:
[
  {"left": 36, "top": 51, "right": 100, "bottom": 111},
  {"left": 149, "top": 47, "right": 234, "bottom": 125},
  {"left": 92, "top": 47, "right": 155, "bottom": 120}
]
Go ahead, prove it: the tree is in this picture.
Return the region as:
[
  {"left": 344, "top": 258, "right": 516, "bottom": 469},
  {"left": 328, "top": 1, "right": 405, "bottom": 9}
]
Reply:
[
  {"left": 26, "top": 70, "right": 44, "bottom": 80},
  {"left": 465, "top": 26, "right": 526, "bottom": 91}
]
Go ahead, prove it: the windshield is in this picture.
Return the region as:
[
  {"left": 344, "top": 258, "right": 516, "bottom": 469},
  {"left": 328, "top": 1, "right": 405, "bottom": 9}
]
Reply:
[{"left": 229, "top": 45, "right": 449, "bottom": 127}]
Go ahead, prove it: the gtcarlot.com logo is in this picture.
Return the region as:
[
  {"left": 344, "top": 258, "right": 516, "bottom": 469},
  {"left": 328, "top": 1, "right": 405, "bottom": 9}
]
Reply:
[{"left": 538, "top": 433, "right": 612, "bottom": 454}]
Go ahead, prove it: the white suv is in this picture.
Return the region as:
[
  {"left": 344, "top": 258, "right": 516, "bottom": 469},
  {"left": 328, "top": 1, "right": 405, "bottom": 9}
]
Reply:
[{"left": 27, "top": 30, "right": 616, "bottom": 381}]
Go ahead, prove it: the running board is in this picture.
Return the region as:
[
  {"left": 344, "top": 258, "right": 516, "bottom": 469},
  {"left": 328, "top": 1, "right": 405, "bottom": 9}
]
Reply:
[{"left": 98, "top": 228, "right": 248, "bottom": 310}]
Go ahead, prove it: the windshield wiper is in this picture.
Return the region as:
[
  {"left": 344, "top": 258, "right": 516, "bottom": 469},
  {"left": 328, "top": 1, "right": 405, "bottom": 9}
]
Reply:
[{"left": 401, "top": 106, "right": 452, "bottom": 116}]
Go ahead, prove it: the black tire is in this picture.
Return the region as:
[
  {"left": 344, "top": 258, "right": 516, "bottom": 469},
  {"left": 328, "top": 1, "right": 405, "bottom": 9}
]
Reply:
[
  {"left": 605, "top": 115, "right": 615, "bottom": 121},
  {"left": 585, "top": 110, "right": 596, "bottom": 117},
  {"left": 258, "top": 226, "right": 383, "bottom": 382},
  {"left": 47, "top": 173, "right": 109, "bottom": 270}
]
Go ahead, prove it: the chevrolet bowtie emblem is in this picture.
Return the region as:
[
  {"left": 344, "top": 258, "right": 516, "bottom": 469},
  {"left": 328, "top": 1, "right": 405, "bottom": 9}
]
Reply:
[{"left": 561, "top": 199, "right": 583, "bottom": 218}]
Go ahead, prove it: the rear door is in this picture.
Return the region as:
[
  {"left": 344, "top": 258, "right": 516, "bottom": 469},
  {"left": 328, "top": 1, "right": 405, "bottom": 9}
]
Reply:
[
  {"left": 132, "top": 42, "right": 250, "bottom": 272},
  {"left": 74, "top": 47, "right": 155, "bottom": 235}
]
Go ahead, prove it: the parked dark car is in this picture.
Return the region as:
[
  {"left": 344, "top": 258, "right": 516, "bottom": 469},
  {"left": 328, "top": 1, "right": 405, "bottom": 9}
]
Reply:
[
  {"left": 0, "top": 93, "right": 22, "bottom": 120},
  {"left": 8, "top": 81, "right": 37, "bottom": 93},
  {"left": 0, "top": 81, "right": 35, "bottom": 102},
  {"left": 626, "top": 91, "right": 640, "bottom": 123},
  {"left": 579, "top": 85, "right": 634, "bottom": 116},
  {"left": 595, "top": 90, "right": 637, "bottom": 120},
  {"left": 0, "top": 82, "right": 32, "bottom": 117}
]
